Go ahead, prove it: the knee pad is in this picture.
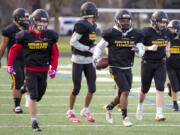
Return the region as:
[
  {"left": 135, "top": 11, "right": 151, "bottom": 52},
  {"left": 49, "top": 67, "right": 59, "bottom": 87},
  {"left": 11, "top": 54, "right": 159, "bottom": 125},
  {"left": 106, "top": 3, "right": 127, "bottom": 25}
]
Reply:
[
  {"left": 88, "top": 88, "right": 96, "bottom": 94},
  {"left": 72, "top": 89, "right": 80, "bottom": 96}
]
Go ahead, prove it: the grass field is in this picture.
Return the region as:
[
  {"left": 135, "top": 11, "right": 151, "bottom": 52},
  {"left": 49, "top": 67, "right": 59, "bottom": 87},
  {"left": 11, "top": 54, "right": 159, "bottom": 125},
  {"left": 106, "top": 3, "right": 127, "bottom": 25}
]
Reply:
[{"left": 0, "top": 57, "right": 180, "bottom": 135}]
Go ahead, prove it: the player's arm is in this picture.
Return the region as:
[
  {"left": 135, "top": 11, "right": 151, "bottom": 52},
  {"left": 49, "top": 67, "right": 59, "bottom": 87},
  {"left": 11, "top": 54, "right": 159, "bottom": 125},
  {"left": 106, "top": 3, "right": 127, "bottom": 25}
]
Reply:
[
  {"left": 144, "top": 45, "right": 158, "bottom": 51},
  {"left": 166, "top": 41, "right": 171, "bottom": 58},
  {"left": 0, "top": 36, "right": 9, "bottom": 68},
  {"left": 50, "top": 43, "right": 59, "bottom": 71},
  {"left": 70, "top": 32, "right": 92, "bottom": 52},
  {"left": 93, "top": 38, "right": 109, "bottom": 61},
  {"left": 7, "top": 43, "right": 23, "bottom": 66}
]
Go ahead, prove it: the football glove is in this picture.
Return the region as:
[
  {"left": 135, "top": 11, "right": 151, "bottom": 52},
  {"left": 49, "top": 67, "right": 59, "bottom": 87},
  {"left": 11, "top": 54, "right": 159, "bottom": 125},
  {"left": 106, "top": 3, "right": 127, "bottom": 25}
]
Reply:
[
  {"left": 6, "top": 66, "right": 16, "bottom": 74},
  {"left": 48, "top": 69, "right": 56, "bottom": 79}
]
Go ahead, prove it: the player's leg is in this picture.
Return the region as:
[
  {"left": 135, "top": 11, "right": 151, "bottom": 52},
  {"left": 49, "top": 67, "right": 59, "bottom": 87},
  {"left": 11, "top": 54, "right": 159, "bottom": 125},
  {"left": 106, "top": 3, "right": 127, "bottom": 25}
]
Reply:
[
  {"left": 167, "top": 65, "right": 179, "bottom": 111},
  {"left": 66, "top": 63, "right": 82, "bottom": 123},
  {"left": 80, "top": 63, "right": 96, "bottom": 122},
  {"left": 26, "top": 70, "right": 41, "bottom": 131},
  {"left": 119, "top": 69, "right": 133, "bottom": 127},
  {"left": 154, "top": 61, "right": 166, "bottom": 121},
  {"left": 11, "top": 61, "right": 24, "bottom": 113},
  {"left": 136, "top": 60, "right": 153, "bottom": 120}
]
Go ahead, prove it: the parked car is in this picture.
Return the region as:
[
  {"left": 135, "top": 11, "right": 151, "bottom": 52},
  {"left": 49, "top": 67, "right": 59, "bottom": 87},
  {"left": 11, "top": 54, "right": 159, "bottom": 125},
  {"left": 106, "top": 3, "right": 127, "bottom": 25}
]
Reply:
[{"left": 48, "top": 16, "right": 101, "bottom": 36}]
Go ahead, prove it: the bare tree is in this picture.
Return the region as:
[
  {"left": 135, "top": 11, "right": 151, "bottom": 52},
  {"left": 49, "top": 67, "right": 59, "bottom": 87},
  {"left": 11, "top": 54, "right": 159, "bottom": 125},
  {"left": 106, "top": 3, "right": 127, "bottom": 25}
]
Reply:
[{"left": 149, "top": 0, "right": 166, "bottom": 8}]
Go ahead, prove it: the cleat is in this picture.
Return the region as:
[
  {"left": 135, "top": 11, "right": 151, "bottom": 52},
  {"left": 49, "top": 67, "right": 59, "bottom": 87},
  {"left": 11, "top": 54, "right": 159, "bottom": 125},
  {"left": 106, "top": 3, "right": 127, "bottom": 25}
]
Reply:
[
  {"left": 167, "top": 83, "right": 172, "bottom": 97},
  {"left": 155, "top": 114, "right": 166, "bottom": 121},
  {"left": 66, "top": 110, "right": 80, "bottom": 123},
  {"left": 123, "top": 117, "right": 133, "bottom": 127},
  {"left": 32, "top": 121, "right": 41, "bottom": 132},
  {"left": 13, "top": 106, "right": 23, "bottom": 113},
  {"left": 103, "top": 105, "right": 113, "bottom": 123},
  {"left": 80, "top": 108, "right": 95, "bottom": 122},
  {"left": 136, "top": 108, "right": 143, "bottom": 120},
  {"left": 173, "top": 104, "right": 179, "bottom": 111}
]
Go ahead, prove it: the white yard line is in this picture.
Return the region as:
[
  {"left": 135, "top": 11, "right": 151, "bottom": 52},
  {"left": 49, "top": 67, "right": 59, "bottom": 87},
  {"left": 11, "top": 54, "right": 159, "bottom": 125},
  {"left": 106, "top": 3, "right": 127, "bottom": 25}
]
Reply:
[
  {"left": 0, "top": 95, "right": 171, "bottom": 99},
  {"left": 1, "top": 103, "right": 155, "bottom": 107},
  {"left": 0, "top": 124, "right": 180, "bottom": 128},
  {"left": 0, "top": 112, "right": 179, "bottom": 116}
]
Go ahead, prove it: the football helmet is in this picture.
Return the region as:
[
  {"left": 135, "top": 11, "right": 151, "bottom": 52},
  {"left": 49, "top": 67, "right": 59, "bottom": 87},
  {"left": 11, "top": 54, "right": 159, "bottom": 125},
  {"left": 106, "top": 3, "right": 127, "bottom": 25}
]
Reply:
[
  {"left": 168, "top": 20, "right": 180, "bottom": 37},
  {"left": 30, "top": 9, "right": 49, "bottom": 31},
  {"left": 114, "top": 9, "right": 132, "bottom": 33},
  {"left": 80, "top": 2, "right": 98, "bottom": 19},
  {"left": 151, "top": 11, "right": 168, "bottom": 32},
  {"left": 13, "top": 8, "right": 29, "bottom": 27}
]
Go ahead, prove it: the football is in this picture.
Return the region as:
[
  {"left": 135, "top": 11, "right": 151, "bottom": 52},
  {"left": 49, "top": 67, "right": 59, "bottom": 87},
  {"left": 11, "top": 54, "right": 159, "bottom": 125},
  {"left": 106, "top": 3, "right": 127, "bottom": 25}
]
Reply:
[{"left": 96, "top": 57, "right": 109, "bottom": 70}]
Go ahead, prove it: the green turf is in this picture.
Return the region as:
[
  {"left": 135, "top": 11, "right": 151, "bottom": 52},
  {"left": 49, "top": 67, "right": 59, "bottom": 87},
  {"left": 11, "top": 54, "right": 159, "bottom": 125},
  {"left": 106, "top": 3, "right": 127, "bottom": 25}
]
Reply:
[{"left": 0, "top": 57, "right": 179, "bottom": 135}]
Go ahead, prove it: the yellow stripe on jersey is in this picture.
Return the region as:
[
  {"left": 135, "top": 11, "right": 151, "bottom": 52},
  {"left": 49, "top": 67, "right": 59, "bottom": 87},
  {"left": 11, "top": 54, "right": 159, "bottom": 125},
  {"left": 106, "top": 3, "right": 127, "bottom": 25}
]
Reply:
[
  {"left": 109, "top": 67, "right": 118, "bottom": 96},
  {"left": 11, "top": 74, "right": 16, "bottom": 89},
  {"left": 170, "top": 47, "right": 180, "bottom": 54}
]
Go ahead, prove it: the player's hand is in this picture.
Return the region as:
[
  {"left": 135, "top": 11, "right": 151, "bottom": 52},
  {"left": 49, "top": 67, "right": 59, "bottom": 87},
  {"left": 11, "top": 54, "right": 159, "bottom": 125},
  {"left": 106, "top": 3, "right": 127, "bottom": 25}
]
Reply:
[
  {"left": 88, "top": 46, "right": 95, "bottom": 53},
  {"left": 6, "top": 66, "right": 16, "bottom": 74},
  {"left": 131, "top": 45, "right": 139, "bottom": 52},
  {"left": 147, "top": 44, "right": 158, "bottom": 51},
  {"left": 92, "top": 58, "right": 97, "bottom": 69},
  {"left": 48, "top": 69, "right": 56, "bottom": 79}
]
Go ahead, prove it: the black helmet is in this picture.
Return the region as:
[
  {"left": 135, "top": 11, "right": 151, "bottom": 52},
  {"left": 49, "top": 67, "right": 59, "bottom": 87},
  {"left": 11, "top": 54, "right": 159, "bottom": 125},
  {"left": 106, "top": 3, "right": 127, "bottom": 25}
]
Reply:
[
  {"left": 151, "top": 11, "right": 168, "bottom": 32},
  {"left": 168, "top": 20, "right": 180, "bottom": 37},
  {"left": 13, "top": 8, "right": 29, "bottom": 27},
  {"left": 30, "top": 9, "right": 49, "bottom": 31},
  {"left": 80, "top": 2, "right": 98, "bottom": 18},
  {"left": 114, "top": 9, "right": 132, "bottom": 33}
]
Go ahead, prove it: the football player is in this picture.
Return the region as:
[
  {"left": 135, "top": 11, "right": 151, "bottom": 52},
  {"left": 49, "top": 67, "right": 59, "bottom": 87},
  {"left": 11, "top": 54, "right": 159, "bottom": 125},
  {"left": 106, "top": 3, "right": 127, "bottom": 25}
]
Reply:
[
  {"left": 0, "top": 8, "right": 29, "bottom": 113},
  {"left": 7, "top": 9, "right": 59, "bottom": 131},
  {"left": 136, "top": 11, "right": 171, "bottom": 121},
  {"left": 166, "top": 20, "right": 180, "bottom": 111},
  {"left": 93, "top": 9, "right": 145, "bottom": 127},
  {"left": 66, "top": 1, "right": 98, "bottom": 123}
]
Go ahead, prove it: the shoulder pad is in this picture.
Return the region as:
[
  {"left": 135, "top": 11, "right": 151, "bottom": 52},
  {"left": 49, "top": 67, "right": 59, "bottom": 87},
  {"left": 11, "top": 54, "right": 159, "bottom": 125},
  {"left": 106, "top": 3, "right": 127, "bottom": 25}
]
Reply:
[
  {"left": 133, "top": 28, "right": 144, "bottom": 36},
  {"left": 15, "top": 30, "right": 28, "bottom": 44},
  {"left": 102, "top": 28, "right": 113, "bottom": 41},
  {"left": 47, "top": 30, "right": 59, "bottom": 42},
  {"left": 1, "top": 24, "right": 17, "bottom": 37},
  {"left": 74, "top": 19, "right": 89, "bottom": 34},
  {"left": 141, "top": 27, "right": 152, "bottom": 36}
]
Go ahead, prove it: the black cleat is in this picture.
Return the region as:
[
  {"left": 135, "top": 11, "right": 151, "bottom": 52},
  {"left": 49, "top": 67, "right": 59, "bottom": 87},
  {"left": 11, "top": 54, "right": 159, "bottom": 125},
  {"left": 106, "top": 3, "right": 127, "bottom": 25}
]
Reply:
[
  {"left": 32, "top": 121, "right": 42, "bottom": 132},
  {"left": 13, "top": 106, "right": 23, "bottom": 114},
  {"left": 173, "top": 104, "right": 179, "bottom": 111},
  {"left": 167, "top": 83, "right": 172, "bottom": 97}
]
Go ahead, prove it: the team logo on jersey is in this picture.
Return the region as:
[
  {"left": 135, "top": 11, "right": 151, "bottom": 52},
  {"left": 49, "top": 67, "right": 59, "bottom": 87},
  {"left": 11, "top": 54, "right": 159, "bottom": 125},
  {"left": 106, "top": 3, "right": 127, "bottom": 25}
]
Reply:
[
  {"left": 152, "top": 38, "right": 168, "bottom": 47},
  {"left": 28, "top": 40, "right": 48, "bottom": 49},
  {"left": 89, "top": 33, "right": 96, "bottom": 40},
  {"left": 170, "top": 46, "right": 180, "bottom": 54},
  {"left": 114, "top": 39, "right": 135, "bottom": 47}
]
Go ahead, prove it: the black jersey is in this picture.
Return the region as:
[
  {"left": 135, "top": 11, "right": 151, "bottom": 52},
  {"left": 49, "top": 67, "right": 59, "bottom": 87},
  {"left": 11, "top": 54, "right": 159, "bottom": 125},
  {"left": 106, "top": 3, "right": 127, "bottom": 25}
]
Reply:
[
  {"left": 1, "top": 23, "right": 26, "bottom": 60},
  {"left": 103, "top": 28, "right": 144, "bottom": 67},
  {"left": 15, "top": 28, "right": 58, "bottom": 67},
  {"left": 167, "top": 36, "right": 180, "bottom": 68},
  {"left": 72, "top": 19, "right": 97, "bottom": 57},
  {"left": 142, "top": 27, "right": 171, "bottom": 61}
]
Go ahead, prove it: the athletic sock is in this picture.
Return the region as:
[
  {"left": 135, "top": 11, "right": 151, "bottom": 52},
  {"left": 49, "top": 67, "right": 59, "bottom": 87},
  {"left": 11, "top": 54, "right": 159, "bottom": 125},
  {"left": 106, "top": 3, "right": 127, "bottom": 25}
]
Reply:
[
  {"left": 14, "top": 98, "right": 21, "bottom": 107},
  {"left": 173, "top": 101, "right": 178, "bottom": 106},
  {"left": 106, "top": 102, "right": 116, "bottom": 111},
  {"left": 121, "top": 109, "right": 127, "bottom": 119},
  {"left": 31, "top": 118, "right": 37, "bottom": 123}
]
